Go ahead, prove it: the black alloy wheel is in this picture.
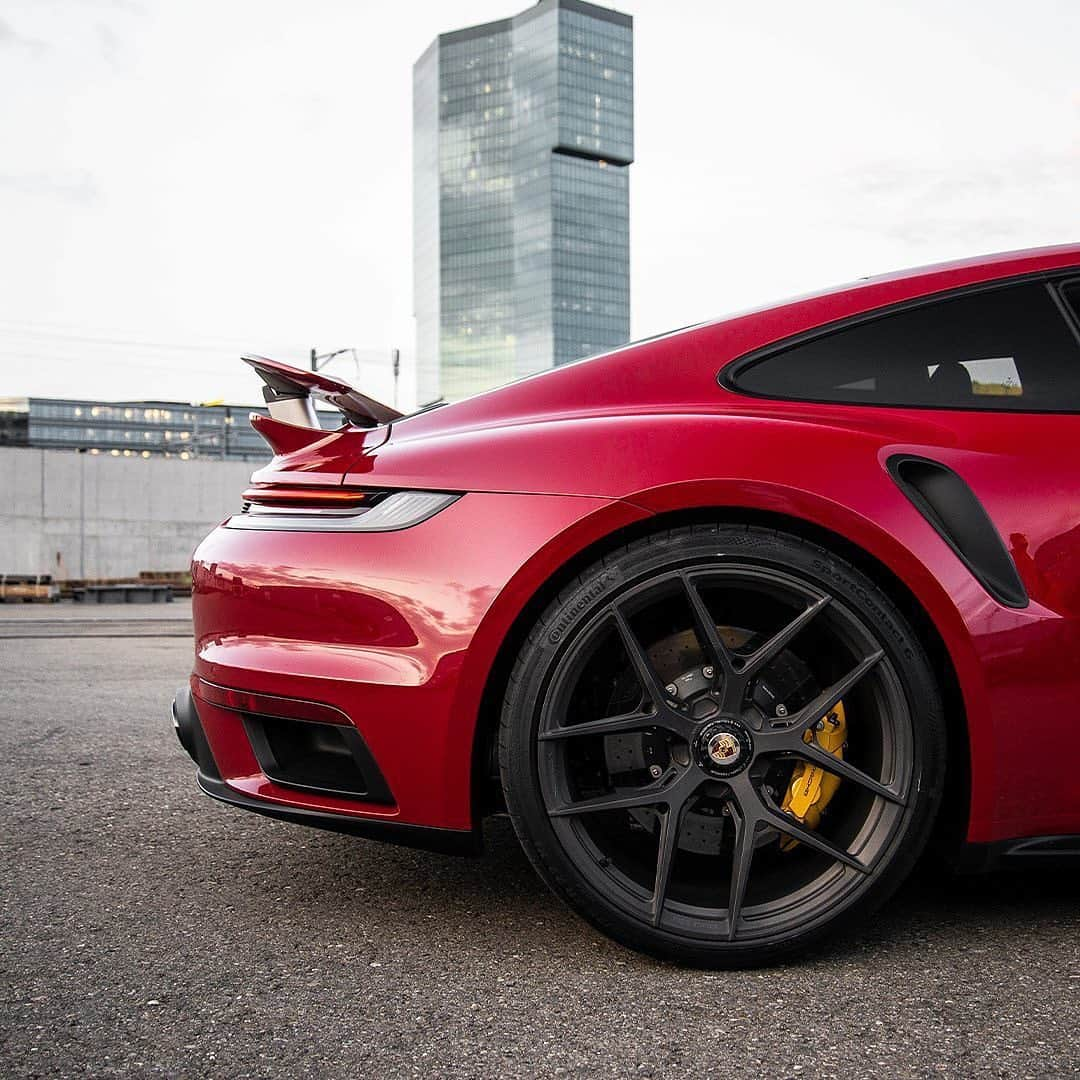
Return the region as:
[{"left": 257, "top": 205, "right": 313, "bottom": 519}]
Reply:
[{"left": 499, "top": 525, "right": 946, "bottom": 966}]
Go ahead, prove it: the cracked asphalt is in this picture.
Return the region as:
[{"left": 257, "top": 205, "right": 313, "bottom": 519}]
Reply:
[{"left": 2, "top": 627, "right": 1079, "bottom": 1078}]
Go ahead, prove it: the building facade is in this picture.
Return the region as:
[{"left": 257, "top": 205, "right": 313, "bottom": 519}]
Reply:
[
  {"left": 0, "top": 397, "right": 335, "bottom": 461},
  {"left": 414, "top": 0, "right": 633, "bottom": 404}
]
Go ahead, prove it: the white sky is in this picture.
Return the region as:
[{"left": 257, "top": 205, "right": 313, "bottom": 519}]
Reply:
[{"left": 0, "top": 0, "right": 1077, "bottom": 409}]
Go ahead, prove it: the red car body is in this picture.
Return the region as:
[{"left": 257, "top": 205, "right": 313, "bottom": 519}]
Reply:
[{"left": 179, "top": 244, "right": 1080, "bottom": 861}]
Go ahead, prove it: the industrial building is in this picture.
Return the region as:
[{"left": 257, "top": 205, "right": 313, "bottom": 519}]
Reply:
[
  {"left": 0, "top": 396, "right": 349, "bottom": 578},
  {"left": 0, "top": 396, "right": 335, "bottom": 461}
]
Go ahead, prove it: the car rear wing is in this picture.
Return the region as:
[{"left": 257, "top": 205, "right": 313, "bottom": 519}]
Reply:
[{"left": 243, "top": 354, "right": 403, "bottom": 430}]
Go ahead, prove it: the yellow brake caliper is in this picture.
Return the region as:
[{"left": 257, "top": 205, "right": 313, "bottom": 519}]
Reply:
[{"left": 779, "top": 701, "right": 846, "bottom": 851}]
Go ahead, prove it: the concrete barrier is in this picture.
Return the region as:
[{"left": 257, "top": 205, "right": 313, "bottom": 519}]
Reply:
[{"left": 0, "top": 448, "right": 257, "bottom": 578}]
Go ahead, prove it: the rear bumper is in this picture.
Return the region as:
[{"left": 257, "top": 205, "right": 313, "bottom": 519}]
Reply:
[
  {"left": 181, "top": 490, "right": 647, "bottom": 839},
  {"left": 172, "top": 683, "right": 479, "bottom": 854},
  {"left": 172, "top": 683, "right": 220, "bottom": 779}
]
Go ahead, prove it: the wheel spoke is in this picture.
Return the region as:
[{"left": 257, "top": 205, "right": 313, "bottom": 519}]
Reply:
[
  {"left": 538, "top": 709, "right": 659, "bottom": 742},
  {"left": 650, "top": 794, "right": 694, "bottom": 927},
  {"left": 785, "top": 737, "right": 906, "bottom": 805},
  {"left": 763, "top": 803, "right": 869, "bottom": 873},
  {"left": 737, "top": 595, "right": 831, "bottom": 678},
  {"left": 726, "top": 803, "right": 756, "bottom": 942},
  {"left": 611, "top": 607, "right": 673, "bottom": 709},
  {"left": 547, "top": 768, "right": 682, "bottom": 818},
  {"left": 786, "top": 650, "right": 885, "bottom": 735},
  {"left": 728, "top": 772, "right": 869, "bottom": 874},
  {"left": 680, "top": 573, "right": 737, "bottom": 678}
]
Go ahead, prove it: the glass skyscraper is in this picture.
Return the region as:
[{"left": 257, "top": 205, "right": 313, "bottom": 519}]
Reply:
[{"left": 413, "top": 0, "right": 633, "bottom": 404}]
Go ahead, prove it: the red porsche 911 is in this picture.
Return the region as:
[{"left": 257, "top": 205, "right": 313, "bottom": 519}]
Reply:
[{"left": 173, "top": 245, "right": 1080, "bottom": 966}]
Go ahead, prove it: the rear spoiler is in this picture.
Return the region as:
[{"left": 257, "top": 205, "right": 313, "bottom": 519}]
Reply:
[{"left": 243, "top": 354, "right": 403, "bottom": 430}]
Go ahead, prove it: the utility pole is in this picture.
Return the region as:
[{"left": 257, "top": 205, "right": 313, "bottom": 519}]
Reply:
[
  {"left": 310, "top": 347, "right": 318, "bottom": 372},
  {"left": 392, "top": 348, "right": 400, "bottom": 407}
]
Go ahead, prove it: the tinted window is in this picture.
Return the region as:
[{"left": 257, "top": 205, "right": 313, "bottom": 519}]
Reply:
[
  {"left": 1062, "top": 280, "right": 1080, "bottom": 327},
  {"left": 733, "top": 282, "right": 1080, "bottom": 411}
]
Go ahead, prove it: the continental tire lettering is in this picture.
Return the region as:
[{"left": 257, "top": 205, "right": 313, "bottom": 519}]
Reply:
[{"left": 549, "top": 572, "right": 617, "bottom": 643}]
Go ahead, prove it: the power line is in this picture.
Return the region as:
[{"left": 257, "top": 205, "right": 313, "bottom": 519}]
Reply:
[
  {"left": 0, "top": 328, "right": 395, "bottom": 375},
  {"left": 0, "top": 345, "right": 401, "bottom": 382},
  {"left": 0, "top": 316, "right": 302, "bottom": 352},
  {"left": 0, "top": 320, "right": 396, "bottom": 364},
  {"left": 0, "top": 328, "right": 284, "bottom": 356},
  {"left": 0, "top": 348, "right": 247, "bottom": 378}
]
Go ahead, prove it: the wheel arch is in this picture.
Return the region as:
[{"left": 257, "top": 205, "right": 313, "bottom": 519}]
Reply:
[{"left": 471, "top": 504, "right": 972, "bottom": 854}]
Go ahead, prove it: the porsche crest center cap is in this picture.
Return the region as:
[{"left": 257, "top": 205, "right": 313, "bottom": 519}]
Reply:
[
  {"left": 707, "top": 729, "right": 742, "bottom": 766},
  {"left": 696, "top": 720, "right": 754, "bottom": 777}
]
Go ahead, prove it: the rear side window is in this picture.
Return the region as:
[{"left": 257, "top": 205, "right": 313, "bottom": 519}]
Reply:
[
  {"left": 732, "top": 282, "right": 1080, "bottom": 411},
  {"left": 1063, "top": 280, "right": 1080, "bottom": 327}
]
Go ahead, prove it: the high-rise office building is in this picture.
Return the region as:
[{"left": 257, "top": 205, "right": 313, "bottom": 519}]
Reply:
[{"left": 414, "top": 0, "right": 633, "bottom": 404}]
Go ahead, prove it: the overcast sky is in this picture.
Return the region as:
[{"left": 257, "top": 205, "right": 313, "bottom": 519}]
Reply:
[{"left": 1, "top": 0, "right": 1077, "bottom": 408}]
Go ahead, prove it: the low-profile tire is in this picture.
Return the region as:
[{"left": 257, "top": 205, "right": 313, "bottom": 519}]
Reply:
[{"left": 499, "top": 524, "right": 946, "bottom": 967}]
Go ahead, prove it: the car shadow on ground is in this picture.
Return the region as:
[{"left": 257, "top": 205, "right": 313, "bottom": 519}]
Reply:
[{"left": 216, "top": 810, "right": 1080, "bottom": 965}]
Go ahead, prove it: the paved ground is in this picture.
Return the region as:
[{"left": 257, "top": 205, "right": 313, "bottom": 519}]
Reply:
[
  {"left": 1, "top": 613, "right": 1078, "bottom": 1078},
  {"left": 0, "top": 598, "right": 191, "bottom": 638}
]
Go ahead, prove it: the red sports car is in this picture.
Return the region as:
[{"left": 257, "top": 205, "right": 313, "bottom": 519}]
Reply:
[{"left": 174, "top": 245, "right": 1080, "bottom": 966}]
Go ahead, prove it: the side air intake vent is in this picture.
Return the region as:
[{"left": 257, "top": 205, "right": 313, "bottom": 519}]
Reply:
[{"left": 887, "top": 454, "right": 1028, "bottom": 609}]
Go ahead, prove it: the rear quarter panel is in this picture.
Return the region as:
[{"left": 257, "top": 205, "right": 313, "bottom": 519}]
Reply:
[{"left": 351, "top": 401, "right": 1079, "bottom": 843}]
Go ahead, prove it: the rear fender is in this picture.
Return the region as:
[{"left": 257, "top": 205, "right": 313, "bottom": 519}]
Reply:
[
  {"left": 621, "top": 477, "right": 1014, "bottom": 844},
  {"left": 448, "top": 497, "right": 652, "bottom": 820}
]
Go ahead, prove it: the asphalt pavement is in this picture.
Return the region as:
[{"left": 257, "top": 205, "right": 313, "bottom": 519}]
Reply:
[{"left": 1, "top": 608, "right": 1078, "bottom": 1078}]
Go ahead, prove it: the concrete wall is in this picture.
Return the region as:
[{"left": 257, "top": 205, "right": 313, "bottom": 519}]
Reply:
[{"left": 0, "top": 448, "right": 258, "bottom": 579}]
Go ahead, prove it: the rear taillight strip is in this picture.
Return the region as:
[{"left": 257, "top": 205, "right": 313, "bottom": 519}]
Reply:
[
  {"left": 242, "top": 485, "right": 377, "bottom": 509},
  {"left": 227, "top": 490, "right": 461, "bottom": 533}
]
